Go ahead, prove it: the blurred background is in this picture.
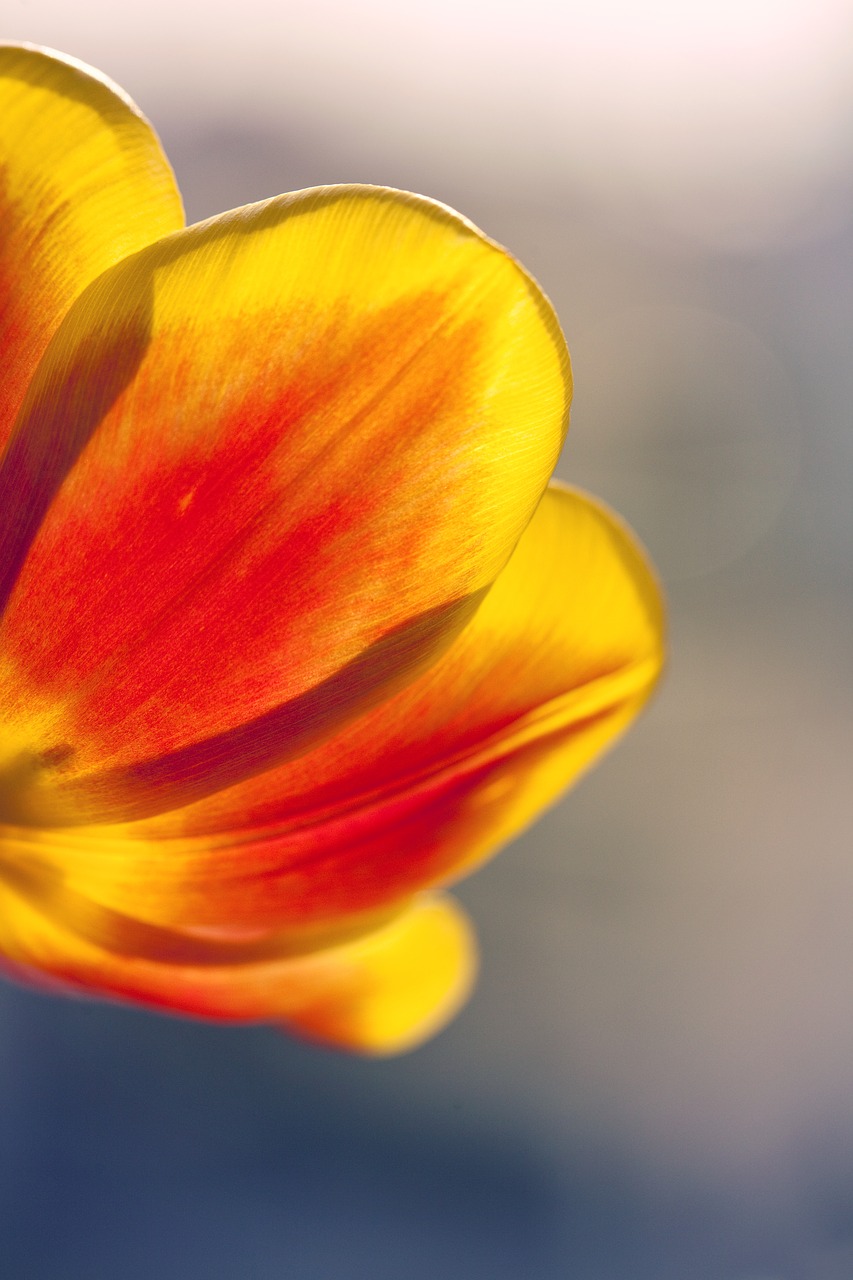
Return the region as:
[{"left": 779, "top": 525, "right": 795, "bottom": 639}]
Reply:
[{"left": 2, "top": 1, "right": 852, "bottom": 1276}]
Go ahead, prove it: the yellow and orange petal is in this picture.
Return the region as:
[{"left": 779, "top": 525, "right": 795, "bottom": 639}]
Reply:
[
  {"left": 0, "top": 44, "right": 183, "bottom": 459},
  {"left": 0, "top": 873, "right": 475, "bottom": 1055},
  {"left": 0, "top": 486, "right": 663, "bottom": 966},
  {"left": 0, "top": 188, "right": 570, "bottom": 823}
]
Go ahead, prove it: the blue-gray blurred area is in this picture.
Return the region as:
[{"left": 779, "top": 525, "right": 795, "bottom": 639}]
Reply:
[{"left": 2, "top": 4, "right": 853, "bottom": 1277}]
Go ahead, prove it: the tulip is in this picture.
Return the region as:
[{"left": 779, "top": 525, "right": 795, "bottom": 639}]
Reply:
[{"left": 0, "top": 44, "right": 663, "bottom": 1053}]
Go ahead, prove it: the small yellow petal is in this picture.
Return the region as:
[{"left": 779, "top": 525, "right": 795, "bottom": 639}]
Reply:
[{"left": 284, "top": 894, "right": 477, "bottom": 1055}]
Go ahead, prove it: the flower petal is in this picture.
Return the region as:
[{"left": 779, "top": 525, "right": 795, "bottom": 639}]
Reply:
[
  {"left": 281, "top": 894, "right": 476, "bottom": 1054},
  {"left": 10, "top": 485, "right": 662, "bottom": 941},
  {"left": 0, "top": 188, "right": 570, "bottom": 824},
  {"left": 0, "top": 44, "right": 183, "bottom": 454},
  {"left": 0, "top": 872, "right": 476, "bottom": 1054}
]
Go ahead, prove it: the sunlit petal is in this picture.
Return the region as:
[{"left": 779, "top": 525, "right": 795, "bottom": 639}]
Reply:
[
  {"left": 0, "top": 44, "right": 183, "bottom": 455},
  {"left": 0, "top": 187, "right": 569, "bottom": 826}
]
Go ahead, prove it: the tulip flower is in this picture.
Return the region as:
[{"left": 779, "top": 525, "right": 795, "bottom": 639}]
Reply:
[{"left": 0, "top": 44, "right": 663, "bottom": 1054}]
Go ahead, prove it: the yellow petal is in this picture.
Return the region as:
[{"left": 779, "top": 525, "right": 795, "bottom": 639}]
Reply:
[
  {"left": 0, "top": 187, "right": 569, "bottom": 824},
  {"left": 0, "top": 44, "right": 183, "bottom": 454}
]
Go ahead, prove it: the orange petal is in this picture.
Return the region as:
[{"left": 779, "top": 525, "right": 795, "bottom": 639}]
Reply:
[
  {"left": 11, "top": 485, "right": 662, "bottom": 939},
  {"left": 0, "top": 44, "right": 183, "bottom": 457},
  {"left": 0, "top": 188, "right": 569, "bottom": 824},
  {"left": 0, "top": 873, "right": 476, "bottom": 1055}
]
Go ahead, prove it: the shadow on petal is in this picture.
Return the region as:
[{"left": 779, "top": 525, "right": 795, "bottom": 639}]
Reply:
[
  {"left": 11, "top": 586, "right": 488, "bottom": 826},
  {"left": 0, "top": 290, "right": 154, "bottom": 614}
]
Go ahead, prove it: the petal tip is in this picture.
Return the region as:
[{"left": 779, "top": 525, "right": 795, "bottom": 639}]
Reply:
[{"left": 283, "top": 895, "right": 478, "bottom": 1056}]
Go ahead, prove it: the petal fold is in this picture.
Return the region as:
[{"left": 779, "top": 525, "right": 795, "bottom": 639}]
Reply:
[{"left": 4, "top": 485, "right": 663, "bottom": 945}]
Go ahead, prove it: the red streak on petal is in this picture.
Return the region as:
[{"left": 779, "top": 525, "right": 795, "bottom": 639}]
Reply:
[
  {"left": 38, "top": 588, "right": 486, "bottom": 824},
  {"left": 3, "top": 288, "right": 489, "bottom": 791}
]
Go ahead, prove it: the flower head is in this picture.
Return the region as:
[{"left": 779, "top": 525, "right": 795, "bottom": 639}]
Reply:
[{"left": 0, "top": 44, "right": 663, "bottom": 1053}]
